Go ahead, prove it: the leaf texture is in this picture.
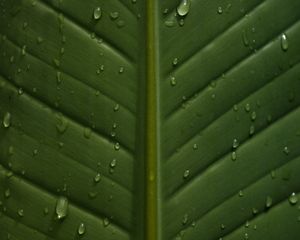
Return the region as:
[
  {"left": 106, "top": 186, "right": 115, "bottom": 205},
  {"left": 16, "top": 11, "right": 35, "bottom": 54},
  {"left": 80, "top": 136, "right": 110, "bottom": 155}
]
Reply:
[{"left": 0, "top": 0, "right": 300, "bottom": 239}]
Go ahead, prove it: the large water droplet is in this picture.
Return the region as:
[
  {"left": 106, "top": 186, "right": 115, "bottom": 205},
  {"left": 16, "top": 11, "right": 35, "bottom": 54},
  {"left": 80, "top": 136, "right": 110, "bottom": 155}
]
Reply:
[
  {"left": 55, "top": 196, "right": 68, "bottom": 220},
  {"left": 289, "top": 192, "right": 298, "bottom": 205},
  {"left": 93, "top": 7, "right": 101, "bottom": 20},
  {"left": 77, "top": 223, "right": 86, "bottom": 235},
  {"left": 176, "top": 0, "right": 191, "bottom": 17},
  {"left": 281, "top": 33, "right": 288, "bottom": 51},
  {"left": 3, "top": 112, "right": 11, "bottom": 128}
]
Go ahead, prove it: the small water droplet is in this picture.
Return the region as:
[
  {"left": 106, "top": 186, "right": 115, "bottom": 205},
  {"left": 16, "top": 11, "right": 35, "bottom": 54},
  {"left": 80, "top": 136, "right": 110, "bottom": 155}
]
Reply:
[
  {"left": 249, "top": 125, "right": 255, "bottom": 136},
  {"left": 103, "top": 217, "right": 110, "bottom": 227},
  {"left": 244, "top": 103, "right": 251, "bottom": 112},
  {"left": 4, "top": 189, "right": 10, "bottom": 198},
  {"left": 251, "top": 111, "right": 256, "bottom": 121},
  {"left": 56, "top": 114, "right": 68, "bottom": 133},
  {"left": 242, "top": 30, "right": 249, "bottom": 46},
  {"left": 55, "top": 196, "right": 68, "bottom": 220},
  {"left": 114, "top": 142, "right": 120, "bottom": 151},
  {"left": 56, "top": 71, "right": 62, "bottom": 85},
  {"left": 232, "top": 138, "right": 239, "bottom": 149},
  {"left": 170, "top": 76, "right": 177, "bottom": 86},
  {"left": 281, "top": 33, "right": 288, "bottom": 51},
  {"left": 18, "top": 88, "right": 24, "bottom": 95},
  {"left": 37, "top": 36, "right": 43, "bottom": 44},
  {"left": 77, "top": 223, "right": 86, "bottom": 235},
  {"left": 116, "top": 20, "right": 125, "bottom": 28},
  {"left": 193, "top": 143, "right": 198, "bottom": 150},
  {"left": 289, "top": 192, "right": 298, "bottom": 205},
  {"left": 94, "top": 173, "right": 101, "bottom": 183},
  {"left": 119, "top": 66, "right": 124, "bottom": 74},
  {"left": 21, "top": 45, "right": 26, "bottom": 56},
  {"left": 44, "top": 207, "right": 49, "bottom": 215},
  {"left": 93, "top": 7, "right": 101, "bottom": 20},
  {"left": 231, "top": 151, "right": 237, "bottom": 161},
  {"left": 182, "top": 213, "right": 188, "bottom": 225},
  {"left": 176, "top": 0, "right": 191, "bottom": 17},
  {"left": 3, "top": 112, "right": 11, "bottom": 128},
  {"left": 217, "top": 6, "right": 223, "bottom": 14},
  {"left": 266, "top": 196, "right": 273, "bottom": 208},
  {"left": 239, "top": 190, "right": 244, "bottom": 197},
  {"left": 220, "top": 223, "right": 226, "bottom": 230},
  {"left": 165, "top": 20, "right": 175, "bottom": 27},
  {"left": 172, "top": 58, "right": 178, "bottom": 66},
  {"left": 183, "top": 170, "right": 190, "bottom": 179},
  {"left": 110, "top": 158, "right": 117, "bottom": 168},
  {"left": 84, "top": 127, "right": 92, "bottom": 139},
  {"left": 252, "top": 207, "right": 258, "bottom": 215},
  {"left": 283, "top": 146, "right": 289, "bottom": 155},
  {"left": 113, "top": 104, "right": 120, "bottom": 112},
  {"left": 110, "top": 11, "right": 119, "bottom": 20}
]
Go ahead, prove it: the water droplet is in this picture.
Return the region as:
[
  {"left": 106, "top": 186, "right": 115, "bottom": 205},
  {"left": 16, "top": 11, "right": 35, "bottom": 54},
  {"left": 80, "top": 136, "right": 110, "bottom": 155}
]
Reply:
[
  {"left": 18, "top": 209, "right": 24, "bottom": 217},
  {"left": 21, "top": 45, "right": 26, "bottom": 56},
  {"left": 176, "top": 0, "right": 191, "bottom": 17},
  {"left": 88, "top": 191, "right": 98, "bottom": 199},
  {"left": 283, "top": 146, "right": 289, "bottom": 155},
  {"left": 249, "top": 125, "right": 255, "bottom": 136},
  {"left": 266, "top": 196, "right": 273, "bottom": 208},
  {"left": 220, "top": 223, "right": 226, "bottom": 230},
  {"left": 242, "top": 30, "right": 249, "bottom": 46},
  {"left": 183, "top": 170, "right": 190, "bottom": 179},
  {"left": 114, "top": 142, "right": 120, "bottom": 151},
  {"left": 217, "top": 6, "right": 223, "bottom": 14},
  {"left": 4, "top": 189, "right": 10, "bottom": 198},
  {"left": 53, "top": 58, "right": 60, "bottom": 67},
  {"left": 93, "top": 7, "right": 101, "bottom": 20},
  {"left": 44, "top": 207, "right": 49, "bottom": 215},
  {"left": 231, "top": 151, "right": 237, "bottom": 161},
  {"left": 56, "top": 114, "right": 68, "bottom": 133},
  {"left": 244, "top": 103, "right": 251, "bottom": 112},
  {"left": 56, "top": 71, "right": 62, "bottom": 85},
  {"left": 182, "top": 213, "right": 188, "bottom": 225},
  {"left": 113, "top": 104, "right": 120, "bottom": 112},
  {"left": 232, "top": 138, "right": 239, "bottom": 149},
  {"left": 239, "top": 190, "right": 244, "bottom": 197},
  {"left": 84, "top": 127, "right": 92, "bottom": 139},
  {"left": 116, "top": 20, "right": 125, "bottom": 28},
  {"left": 77, "top": 223, "right": 86, "bottom": 235},
  {"left": 252, "top": 207, "right": 258, "bottom": 215},
  {"left": 289, "top": 192, "right": 298, "bottom": 205},
  {"left": 110, "top": 11, "right": 119, "bottom": 20},
  {"left": 55, "top": 196, "right": 68, "bottom": 220},
  {"left": 94, "top": 173, "right": 101, "bottom": 183},
  {"left": 18, "top": 88, "right": 24, "bottom": 95},
  {"left": 193, "top": 143, "right": 198, "bottom": 150},
  {"left": 165, "top": 20, "right": 175, "bottom": 27},
  {"left": 103, "top": 217, "right": 110, "bottom": 227},
  {"left": 172, "top": 58, "right": 178, "bottom": 66},
  {"left": 36, "top": 36, "right": 43, "bottom": 44},
  {"left": 110, "top": 158, "right": 117, "bottom": 168},
  {"left": 251, "top": 111, "right": 256, "bottom": 121},
  {"left": 170, "top": 76, "right": 177, "bottom": 86},
  {"left": 281, "top": 33, "right": 288, "bottom": 51},
  {"left": 119, "top": 66, "right": 124, "bottom": 74},
  {"left": 3, "top": 112, "right": 11, "bottom": 128}
]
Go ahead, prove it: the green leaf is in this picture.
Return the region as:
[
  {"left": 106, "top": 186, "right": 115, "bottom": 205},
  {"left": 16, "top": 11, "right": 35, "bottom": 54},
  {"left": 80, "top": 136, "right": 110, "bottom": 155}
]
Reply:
[{"left": 0, "top": 0, "right": 300, "bottom": 239}]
